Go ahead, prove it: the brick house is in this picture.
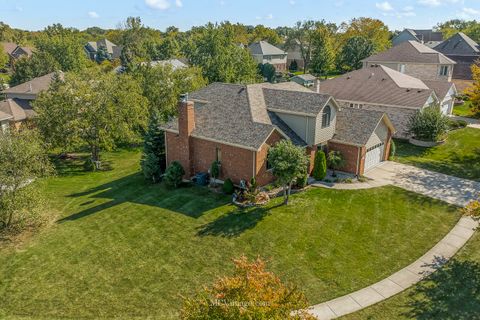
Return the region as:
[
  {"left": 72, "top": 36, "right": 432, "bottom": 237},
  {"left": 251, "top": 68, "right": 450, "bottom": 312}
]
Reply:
[
  {"left": 248, "top": 41, "right": 288, "bottom": 72},
  {"left": 362, "top": 41, "right": 456, "bottom": 82},
  {"left": 318, "top": 65, "right": 455, "bottom": 138},
  {"left": 161, "top": 82, "right": 395, "bottom": 186}
]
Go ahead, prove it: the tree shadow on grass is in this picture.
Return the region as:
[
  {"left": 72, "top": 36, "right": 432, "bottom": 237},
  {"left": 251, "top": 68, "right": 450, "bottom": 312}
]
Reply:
[
  {"left": 58, "top": 173, "right": 230, "bottom": 222},
  {"left": 196, "top": 203, "right": 284, "bottom": 238},
  {"left": 404, "top": 258, "right": 480, "bottom": 319}
]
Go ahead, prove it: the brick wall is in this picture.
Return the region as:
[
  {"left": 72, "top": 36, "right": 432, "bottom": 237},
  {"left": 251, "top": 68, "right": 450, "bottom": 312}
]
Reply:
[
  {"left": 255, "top": 131, "right": 283, "bottom": 186},
  {"left": 327, "top": 141, "right": 361, "bottom": 175}
]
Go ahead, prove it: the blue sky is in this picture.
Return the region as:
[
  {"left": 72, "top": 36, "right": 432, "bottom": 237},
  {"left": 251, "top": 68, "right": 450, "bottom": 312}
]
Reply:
[{"left": 1, "top": 0, "right": 479, "bottom": 31}]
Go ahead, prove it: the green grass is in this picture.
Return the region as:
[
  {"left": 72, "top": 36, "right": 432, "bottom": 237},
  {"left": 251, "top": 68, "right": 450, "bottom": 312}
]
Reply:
[
  {"left": 394, "top": 128, "right": 480, "bottom": 181},
  {"left": 0, "top": 149, "right": 461, "bottom": 319},
  {"left": 341, "top": 227, "right": 480, "bottom": 320},
  {"left": 453, "top": 101, "right": 480, "bottom": 118}
]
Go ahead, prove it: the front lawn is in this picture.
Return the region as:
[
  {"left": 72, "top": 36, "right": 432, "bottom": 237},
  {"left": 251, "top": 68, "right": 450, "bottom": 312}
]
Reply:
[
  {"left": 0, "top": 149, "right": 460, "bottom": 319},
  {"left": 453, "top": 101, "right": 479, "bottom": 119},
  {"left": 394, "top": 128, "right": 480, "bottom": 181}
]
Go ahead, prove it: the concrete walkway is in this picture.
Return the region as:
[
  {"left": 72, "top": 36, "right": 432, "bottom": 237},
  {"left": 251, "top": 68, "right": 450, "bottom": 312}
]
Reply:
[
  {"left": 307, "top": 162, "right": 480, "bottom": 319},
  {"left": 449, "top": 115, "right": 480, "bottom": 129}
]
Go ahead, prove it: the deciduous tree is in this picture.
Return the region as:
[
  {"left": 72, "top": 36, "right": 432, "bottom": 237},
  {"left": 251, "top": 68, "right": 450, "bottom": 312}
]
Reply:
[
  {"left": 341, "top": 17, "right": 391, "bottom": 52},
  {"left": 339, "top": 36, "right": 374, "bottom": 71},
  {"left": 310, "top": 26, "right": 335, "bottom": 77},
  {"left": 10, "top": 52, "right": 60, "bottom": 85}
]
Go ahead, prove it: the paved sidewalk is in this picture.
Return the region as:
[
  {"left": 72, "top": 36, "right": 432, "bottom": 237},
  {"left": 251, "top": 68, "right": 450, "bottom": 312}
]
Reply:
[
  {"left": 307, "top": 162, "right": 480, "bottom": 319},
  {"left": 308, "top": 217, "right": 478, "bottom": 319},
  {"left": 449, "top": 115, "right": 480, "bottom": 129}
]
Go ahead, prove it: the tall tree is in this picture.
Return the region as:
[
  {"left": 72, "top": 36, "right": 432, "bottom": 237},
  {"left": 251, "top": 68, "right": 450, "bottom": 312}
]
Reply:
[
  {"left": 310, "top": 25, "right": 335, "bottom": 77},
  {"left": 342, "top": 17, "right": 391, "bottom": 52},
  {"left": 339, "top": 36, "right": 374, "bottom": 71},
  {"left": 285, "top": 20, "right": 317, "bottom": 73},
  {"left": 141, "top": 112, "right": 166, "bottom": 183},
  {"left": 249, "top": 25, "right": 282, "bottom": 44},
  {"left": 136, "top": 64, "right": 206, "bottom": 119},
  {"left": 267, "top": 140, "right": 309, "bottom": 205},
  {"left": 34, "top": 24, "right": 90, "bottom": 72},
  {"left": 34, "top": 69, "right": 148, "bottom": 167},
  {"left": 184, "top": 23, "right": 259, "bottom": 83},
  {"left": 10, "top": 52, "right": 60, "bottom": 85},
  {"left": 0, "top": 45, "right": 8, "bottom": 70},
  {"left": 0, "top": 129, "right": 53, "bottom": 233}
]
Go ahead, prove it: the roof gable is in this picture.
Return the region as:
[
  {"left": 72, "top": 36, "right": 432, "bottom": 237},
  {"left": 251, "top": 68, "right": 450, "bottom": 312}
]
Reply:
[
  {"left": 435, "top": 32, "right": 480, "bottom": 55},
  {"left": 248, "top": 41, "right": 286, "bottom": 55}
]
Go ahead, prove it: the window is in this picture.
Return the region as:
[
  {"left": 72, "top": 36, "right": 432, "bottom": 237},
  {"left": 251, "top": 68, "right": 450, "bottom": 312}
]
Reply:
[
  {"left": 321, "top": 105, "right": 331, "bottom": 128},
  {"left": 399, "top": 64, "right": 406, "bottom": 73},
  {"left": 439, "top": 65, "right": 449, "bottom": 76},
  {"left": 215, "top": 147, "right": 222, "bottom": 163}
]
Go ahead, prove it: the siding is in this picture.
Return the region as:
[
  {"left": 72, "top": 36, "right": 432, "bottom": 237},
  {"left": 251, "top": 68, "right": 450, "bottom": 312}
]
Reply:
[
  {"left": 392, "top": 31, "right": 418, "bottom": 47},
  {"left": 315, "top": 104, "right": 336, "bottom": 144},
  {"left": 366, "top": 120, "right": 389, "bottom": 149},
  {"left": 276, "top": 113, "right": 315, "bottom": 145}
]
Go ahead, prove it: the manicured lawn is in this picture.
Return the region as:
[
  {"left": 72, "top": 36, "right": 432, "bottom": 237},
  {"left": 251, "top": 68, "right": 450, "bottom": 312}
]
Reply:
[
  {"left": 394, "top": 128, "right": 480, "bottom": 181},
  {"left": 0, "top": 149, "right": 460, "bottom": 319},
  {"left": 341, "top": 229, "right": 480, "bottom": 320},
  {"left": 453, "top": 101, "right": 479, "bottom": 118}
]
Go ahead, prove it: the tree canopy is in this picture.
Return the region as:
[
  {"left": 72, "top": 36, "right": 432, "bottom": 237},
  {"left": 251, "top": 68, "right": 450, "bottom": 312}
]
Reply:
[
  {"left": 10, "top": 52, "right": 60, "bottom": 86},
  {"left": 341, "top": 17, "right": 391, "bottom": 52},
  {"left": 338, "top": 36, "right": 374, "bottom": 71}
]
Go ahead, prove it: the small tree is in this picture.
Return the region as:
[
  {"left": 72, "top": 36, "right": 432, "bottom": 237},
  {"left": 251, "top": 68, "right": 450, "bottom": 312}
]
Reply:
[
  {"left": 268, "top": 140, "right": 309, "bottom": 204},
  {"left": 210, "top": 161, "right": 220, "bottom": 187},
  {"left": 0, "top": 130, "right": 53, "bottom": 233},
  {"left": 463, "top": 197, "right": 480, "bottom": 226},
  {"left": 141, "top": 112, "right": 166, "bottom": 183},
  {"left": 259, "top": 63, "right": 276, "bottom": 83},
  {"left": 164, "top": 161, "right": 185, "bottom": 189},
  {"left": 289, "top": 59, "right": 298, "bottom": 72},
  {"left": 327, "top": 150, "right": 345, "bottom": 177},
  {"left": 407, "top": 106, "right": 449, "bottom": 142},
  {"left": 222, "top": 178, "right": 234, "bottom": 194},
  {"left": 181, "top": 255, "right": 314, "bottom": 320},
  {"left": 312, "top": 149, "right": 327, "bottom": 180}
]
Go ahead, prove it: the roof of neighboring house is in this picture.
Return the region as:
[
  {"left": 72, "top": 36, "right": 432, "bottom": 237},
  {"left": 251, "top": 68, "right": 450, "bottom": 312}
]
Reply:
[
  {"left": 2, "top": 72, "right": 62, "bottom": 96},
  {"left": 143, "top": 59, "right": 188, "bottom": 70},
  {"left": 363, "top": 40, "right": 456, "bottom": 64},
  {"left": 86, "top": 39, "right": 118, "bottom": 54},
  {"left": 0, "top": 110, "right": 13, "bottom": 121},
  {"left": 291, "top": 74, "right": 317, "bottom": 82},
  {"left": 422, "top": 80, "right": 456, "bottom": 101},
  {"left": 0, "top": 98, "right": 35, "bottom": 121},
  {"left": 434, "top": 32, "right": 480, "bottom": 56},
  {"left": 333, "top": 108, "right": 392, "bottom": 146},
  {"left": 1, "top": 42, "right": 18, "bottom": 55},
  {"left": 318, "top": 65, "right": 435, "bottom": 108},
  {"left": 406, "top": 29, "right": 444, "bottom": 43},
  {"left": 248, "top": 41, "right": 286, "bottom": 55}
]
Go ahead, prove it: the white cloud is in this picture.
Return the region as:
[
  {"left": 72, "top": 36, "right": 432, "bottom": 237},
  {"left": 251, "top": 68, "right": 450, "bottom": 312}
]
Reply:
[
  {"left": 145, "top": 0, "right": 171, "bottom": 10},
  {"left": 219, "top": 0, "right": 225, "bottom": 5},
  {"left": 175, "top": 0, "right": 183, "bottom": 7},
  {"left": 457, "top": 7, "right": 480, "bottom": 19},
  {"left": 376, "top": 1, "right": 394, "bottom": 12},
  {"left": 463, "top": 7, "right": 480, "bottom": 15},
  {"left": 88, "top": 11, "right": 99, "bottom": 18},
  {"left": 266, "top": 13, "right": 274, "bottom": 19},
  {"left": 418, "top": 0, "right": 463, "bottom": 7}
]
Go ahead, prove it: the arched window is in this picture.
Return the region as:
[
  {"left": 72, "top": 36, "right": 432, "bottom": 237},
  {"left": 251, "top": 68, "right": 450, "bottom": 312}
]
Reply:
[{"left": 322, "top": 105, "right": 331, "bottom": 128}]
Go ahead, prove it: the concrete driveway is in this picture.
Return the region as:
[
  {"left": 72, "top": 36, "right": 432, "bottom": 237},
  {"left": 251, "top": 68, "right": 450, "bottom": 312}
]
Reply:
[{"left": 365, "top": 161, "right": 480, "bottom": 207}]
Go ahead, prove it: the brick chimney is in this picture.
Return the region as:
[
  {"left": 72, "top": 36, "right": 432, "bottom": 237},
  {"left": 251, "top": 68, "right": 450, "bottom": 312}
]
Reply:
[
  {"left": 315, "top": 78, "right": 320, "bottom": 94},
  {"left": 177, "top": 94, "right": 195, "bottom": 178}
]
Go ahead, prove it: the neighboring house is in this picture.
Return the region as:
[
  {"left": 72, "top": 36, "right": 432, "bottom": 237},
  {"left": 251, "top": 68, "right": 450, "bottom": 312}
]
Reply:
[
  {"left": 392, "top": 29, "right": 444, "bottom": 48},
  {"left": 285, "top": 39, "right": 305, "bottom": 70},
  {"left": 161, "top": 82, "right": 395, "bottom": 186},
  {"left": 142, "top": 59, "right": 188, "bottom": 70},
  {"left": 0, "top": 110, "right": 13, "bottom": 133},
  {"left": 84, "top": 39, "right": 122, "bottom": 61},
  {"left": 434, "top": 32, "right": 480, "bottom": 84},
  {"left": 318, "top": 64, "right": 439, "bottom": 138},
  {"left": 1, "top": 42, "right": 33, "bottom": 66},
  {"left": 248, "top": 41, "right": 288, "bottom": 72},
  {"left": 362, "top": 41, "right": 456, "bottom": 82},
  {"left": 291, "top": 74, "right": 316, "bottom": 87},
  {"left": 0, "top": 72, "right": 61, "bottom": 126}
]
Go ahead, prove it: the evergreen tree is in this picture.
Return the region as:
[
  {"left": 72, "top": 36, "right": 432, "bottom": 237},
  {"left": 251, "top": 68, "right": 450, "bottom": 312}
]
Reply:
[{"left": 141, "top": 112, "right": 166, "bottom": 183}]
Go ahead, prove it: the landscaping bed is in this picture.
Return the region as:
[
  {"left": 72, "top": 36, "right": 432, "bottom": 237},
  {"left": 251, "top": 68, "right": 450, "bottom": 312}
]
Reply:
[{"left": 0, "top": 149, "right": 461, "bottom": 318}]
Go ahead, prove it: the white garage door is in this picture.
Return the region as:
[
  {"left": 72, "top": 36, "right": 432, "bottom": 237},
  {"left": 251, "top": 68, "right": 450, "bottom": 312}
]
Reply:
[{"left": 365, "top": 143, "right": 385, "bottom": 171}]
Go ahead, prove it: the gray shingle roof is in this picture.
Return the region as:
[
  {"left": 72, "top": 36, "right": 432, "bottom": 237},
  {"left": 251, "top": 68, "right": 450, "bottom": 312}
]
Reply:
[
  {"left": 408, "top": 29, "right": 444, "bottom": 42},
  {"left": 2, "top": 72, "right": 63, "bottom": 96},
  {"left": 267, "top": 111, "right": 307, "bottom": 146},
  {"left": 0, "top": 98, "right": 35, "bottom": 121},
  {"left": 292, "top": 74, "right": 317, "bottom": 81},
  {"left": 434, "top": 32, "right": 480, "bottom": 55},
  {"left": 333, "top": 108, "right": 387, "bottom": 145},
  {"left": 318, "top": 65, "right": 435, "bottom": 109},
  {"left": 363, "top": 41, "right": 455, "bottom": 64},
  {"left": 248, "top": 41, "right": 286, "bottom": 55},
  {"left": 0, "top": 110, "right": 13, "bottom": 121},
  {"left": 422, "top": 80, "right": 456, "bottom": 101},
  {"left": 263, "top": 88, "right": 332, "bottom": 115}
]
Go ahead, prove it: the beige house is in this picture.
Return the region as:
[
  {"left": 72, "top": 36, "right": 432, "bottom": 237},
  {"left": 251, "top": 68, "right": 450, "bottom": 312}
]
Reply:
[
  {"left": 248, "top": 41, "right": 287, "bottom": 72},
  {"left": 362, "top": 41, "right": 456, "bottom": 82},
  {"left": 318, "top": 65, "right": 440, "bottom": 138}
]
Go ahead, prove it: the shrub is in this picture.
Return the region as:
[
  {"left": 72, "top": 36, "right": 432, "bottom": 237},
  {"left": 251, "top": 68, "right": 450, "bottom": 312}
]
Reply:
[
  {"left": 389, "top": 139, "right": 396, "bottom": 159},
  {"left": 463, "top": 198, "right": 480, "bottom": 223},
  {"left": 312, "top": 149, "right": 327, "bottom": 180},
  {"left": 249, "top": 176, "right": 257, "bottom": 192},
  {"left": 407, "top": 106, "right": 449, "bottom": 141},
  {"left": 448, "top": 119, "right": 468, "bottom": 130},
  {"left": 180, "top": 255, "right": 314, "bottom": 320},
  {"left": 210, "top": 161, "right": 220, "bottom": 187},
  {"left": 83, "top": 158, "right": 96, "bottom": 171},
  {"left": 164, "top": 161, "right": 185, "bottom": 188},
  {"left": 327, "top": 150, "right": 345, "bottom": 177},
  {"left": 289, "top": 59, "right": 298, "bottom": 72},
  {"left": 296, "top": 173, "right": 308, "bottom": 188},
  {"left": 222, "top": 178, "right": 234, "bottom": 194}
]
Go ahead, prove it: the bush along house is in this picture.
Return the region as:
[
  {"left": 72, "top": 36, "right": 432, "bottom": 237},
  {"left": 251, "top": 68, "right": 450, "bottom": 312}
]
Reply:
[{"left": 161, "top": 82, "right": 395, "bottom": 186}]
